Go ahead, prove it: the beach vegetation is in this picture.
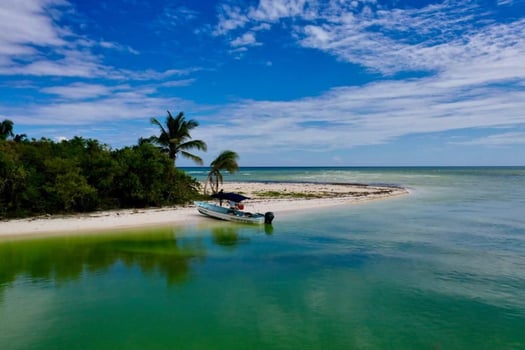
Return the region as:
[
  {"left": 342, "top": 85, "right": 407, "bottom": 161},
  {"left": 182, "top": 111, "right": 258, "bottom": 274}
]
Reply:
[
  {"left": 148, "top": 111, "right": 207, "bottom": 167},
  {"left": 0, "top": 119, "right": 14, "bottom": 140},
  {"left": 204, "top": 150, "right": 240, "bottom": 194},
  {"left": 0, "top": 121, "right": 202, "bottom": 219},
  {"left": 253, "top": 190, "right": 322, "bottom": 199}
]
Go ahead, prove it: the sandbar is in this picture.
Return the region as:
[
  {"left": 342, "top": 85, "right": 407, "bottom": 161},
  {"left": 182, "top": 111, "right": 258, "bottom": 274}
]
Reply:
[{"left": 0, "top": 182, "right": 408, "bottom": 238}]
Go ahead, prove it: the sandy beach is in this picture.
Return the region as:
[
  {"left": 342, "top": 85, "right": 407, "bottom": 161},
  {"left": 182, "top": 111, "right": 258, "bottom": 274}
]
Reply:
[{"left": 0, "top": 182, "right": 408, "bottom": 238}]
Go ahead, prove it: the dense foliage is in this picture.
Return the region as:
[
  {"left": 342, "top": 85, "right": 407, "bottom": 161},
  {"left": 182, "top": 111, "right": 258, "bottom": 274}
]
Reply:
[{"left": 0, "top": 136, "right": 202, "bottom": 219}]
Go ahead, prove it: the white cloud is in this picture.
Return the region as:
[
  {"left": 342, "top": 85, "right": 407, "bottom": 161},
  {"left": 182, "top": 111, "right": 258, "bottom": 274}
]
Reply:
[
  {"left": 41, "top": 83, "right": 112, "bottom": 99},
  {"left": 193, "top": 71, "right": 525, "bottom": 154},
  {"left": 296, "top": 1, "right": 507, "bottom": 75},
  {"left": 1, "top": 49, "right": 105, "bottom": 77},
  {"left": 252, "top": 22, "right": 272, "bottom": 31},
  {"left": 0, "top": 0, "right": 193, "bottom": 81},
  {"left": 161, "top": 5, "right": 199, "bottom": 24},
  {"left": 453, "top": 132, "right": 525, "bottom": 146},
  {"left": 99, "top": 40, "right": 139, "bottom": 55},
  {"left": 7, "top": 84, "right": 189, "bottom": 127},
  {"left": 231, "top": 32, "right": 259, "bottom": 47},
  {"left": 119, "top": 68, "right": 199, "bottom": 81},
  {"left": 248, "top": 0, "right": 309, "bottom": 21},
  {"left": 2, "top": 0, "right": 524, "bottom": 163},
  {"left": 0, "top": 0, "right": 90, "bottom": 76},
  {"left": 161, "top": 79, "right": 196, "bottom": 87},
  {"left": 214, "top": 0, "right": 525, "bottom": 78},
  {"left": 214, "top": 0, "right": 315, "bottom": 36},
  {"left": 9, "top": 63, "right": 524, "bottom": 154},
  {"left": 214, "top": 5, "right": 250, "bottom": 35},
  {"left": 0, "top": 0, "right": 66, "bottom": 55},
  {"left": 302, "top": 25, "right": 331, "bottom": 44},
  {"left": 207, "top": 0, "right": 525, "bottom": 161}
]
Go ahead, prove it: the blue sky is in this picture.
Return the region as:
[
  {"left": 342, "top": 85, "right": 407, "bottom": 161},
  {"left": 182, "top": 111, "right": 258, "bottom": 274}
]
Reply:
[{"left": 1, "top": 0, "right": 524, "bottom": 166}]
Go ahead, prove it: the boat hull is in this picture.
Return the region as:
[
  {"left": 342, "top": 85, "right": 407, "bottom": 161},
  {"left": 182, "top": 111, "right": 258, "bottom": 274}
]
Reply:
[{"left": 194, "top": 201, "right": 267, "bottom": 224}]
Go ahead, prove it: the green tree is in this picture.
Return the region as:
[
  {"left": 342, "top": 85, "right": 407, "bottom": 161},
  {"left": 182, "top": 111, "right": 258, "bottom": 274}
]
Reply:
[
  {"left": 204, "top": 150, "right": 239, "bottom": 194},
  {"left": 0, "top": 142, "right": 27, "bottom": 217},
  {"left": 111, "top": 142, "right": 201, "bottom": 208},
  {"left": 13, "top": 133, "right": 28, "bottom": 143},
  {"left": 81, "top": 139, "right": 118, "bottom": 208},
  {"left": 0, "top": 119, "right": 14, "bottom": 140},
  {"left": 149, "top": 111, "right": 207, "bottom": 167},
  {"left": 43, "top": 157, "right": 97, "bottom": 212},
  {"left": 0, "top": 129, "right": 203, "bottom": 219}
]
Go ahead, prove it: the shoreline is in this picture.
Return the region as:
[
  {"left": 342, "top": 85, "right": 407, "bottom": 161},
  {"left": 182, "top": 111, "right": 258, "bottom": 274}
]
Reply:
[{"left": 0, "top": 182, "right": 409, "bottom": 239}]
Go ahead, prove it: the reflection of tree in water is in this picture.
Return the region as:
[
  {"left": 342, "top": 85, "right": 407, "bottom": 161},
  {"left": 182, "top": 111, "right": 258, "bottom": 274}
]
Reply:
[
  {"left": 211, "top": 226, "right": 250, "bottom": 248},
  {"left": 211, "top": 223, "right": 275, "bottom": 249},
  {"left": 0, "top": 228, "right": 206, "bottom": 294}
]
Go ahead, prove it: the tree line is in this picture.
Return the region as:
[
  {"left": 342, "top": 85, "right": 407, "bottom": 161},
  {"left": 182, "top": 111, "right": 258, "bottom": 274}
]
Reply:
[{"left": 0, "top": 111, "right": 239, "bottom": 219}]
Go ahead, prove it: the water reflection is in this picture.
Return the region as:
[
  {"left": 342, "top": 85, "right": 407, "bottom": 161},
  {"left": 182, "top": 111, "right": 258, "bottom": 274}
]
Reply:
[
  {"left": 211, "top": 223, "right": 275, "bottom": 247},
  {"left": 0, "top": 227, "right": 207, "bottom": 293},
  {"left": 212, "top": 226, "right": 249, "bottom": 248},
  {"left": 0, "top": 223, "right": 274, "bottom": 297}
]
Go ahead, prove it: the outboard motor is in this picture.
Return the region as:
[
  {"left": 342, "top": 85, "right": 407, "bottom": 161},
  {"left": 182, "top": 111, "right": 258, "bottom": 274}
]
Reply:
[{"left": 264, "top": 212, "right": 275, "bottom": 224}]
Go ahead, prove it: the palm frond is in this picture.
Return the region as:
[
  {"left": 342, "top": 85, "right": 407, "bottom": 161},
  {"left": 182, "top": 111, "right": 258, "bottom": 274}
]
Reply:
[
  {"left": 210, "top": 150, "right": 239, "bottom": 174},
  {"left": 149, "top": 111, "right": 207, "bottom": 166},
  {"left": 180, "top": 151, "right": 204, "bottom": 165},
  {"left": 179, "top": 140, "right": 208, "bottom": 152}
]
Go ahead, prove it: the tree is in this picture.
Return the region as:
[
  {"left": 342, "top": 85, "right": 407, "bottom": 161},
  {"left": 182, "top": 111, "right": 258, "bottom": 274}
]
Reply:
[
  {"left": 0, "top": 143, "right": 27, "bottom": 217},
  {"left": 0, "top": 119, "right": 14, "bottom": 141},
  {"left": 0, "top": 134, "right": 203, "bottom": 219},
  {"left": 149, "top": 111, "right": 207, "bottom": 167},
  {"left": 204, "top": 150, "right": 239, "bottom": 194},
  {"left": 13, "top": 134, "right": 28, "bottom": 143}
]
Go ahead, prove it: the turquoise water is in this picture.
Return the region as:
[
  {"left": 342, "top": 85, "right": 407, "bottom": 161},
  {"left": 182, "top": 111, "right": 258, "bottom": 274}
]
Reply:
[{"left": 1, "top": 167, "right": 524, "bottom": 349}]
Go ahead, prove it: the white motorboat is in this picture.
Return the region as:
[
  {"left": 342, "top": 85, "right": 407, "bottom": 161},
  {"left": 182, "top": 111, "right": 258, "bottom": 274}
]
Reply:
[{"left": 194, "top": 192, "right": 274, "bottom": 225}]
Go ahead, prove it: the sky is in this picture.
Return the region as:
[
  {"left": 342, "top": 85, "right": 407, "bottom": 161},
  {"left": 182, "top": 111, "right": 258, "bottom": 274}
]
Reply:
[{"left": 1, "top": 0, "right": 524, "bottom": 166}]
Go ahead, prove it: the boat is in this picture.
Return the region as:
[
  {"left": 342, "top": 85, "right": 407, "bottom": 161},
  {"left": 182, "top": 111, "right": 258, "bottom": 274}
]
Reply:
[{"left": 194, "top": 192, "right": 274, "bottom": 225}]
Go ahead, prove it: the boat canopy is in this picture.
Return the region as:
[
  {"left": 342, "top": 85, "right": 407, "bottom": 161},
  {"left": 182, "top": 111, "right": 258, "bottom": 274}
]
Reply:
[{"left": 211, "top": 192, "right": 250, "bottom": 203}]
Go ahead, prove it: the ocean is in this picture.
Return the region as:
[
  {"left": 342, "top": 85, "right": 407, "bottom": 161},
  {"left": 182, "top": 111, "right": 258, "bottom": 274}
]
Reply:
[{"left": 1, "top": 167, "right": 524, "bottom": 349}]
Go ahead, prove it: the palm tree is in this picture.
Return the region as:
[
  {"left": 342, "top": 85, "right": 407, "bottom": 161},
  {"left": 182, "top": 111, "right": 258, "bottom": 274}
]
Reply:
[
  {"left": 13, "top": 133, "right": 27, "bottom": 143},
  {"left": 150, "top": 111, "right": 207, "bottom": 167},
  {"left": 0, "top": 119, "right": 14, "bottom": 141},
  {"left": 204, "top": 150, "right": 239, "bottom": 194}
]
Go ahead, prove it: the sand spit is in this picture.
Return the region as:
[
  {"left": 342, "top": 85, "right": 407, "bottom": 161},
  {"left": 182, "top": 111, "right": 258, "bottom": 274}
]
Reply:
[{"left": 0, "top": 182, "right": 408, "bottom": 238}]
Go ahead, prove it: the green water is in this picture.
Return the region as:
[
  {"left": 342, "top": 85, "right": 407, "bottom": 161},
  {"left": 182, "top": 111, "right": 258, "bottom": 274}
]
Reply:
[{"left": 1, "top": 168, "right": 524, "bottom": 349}]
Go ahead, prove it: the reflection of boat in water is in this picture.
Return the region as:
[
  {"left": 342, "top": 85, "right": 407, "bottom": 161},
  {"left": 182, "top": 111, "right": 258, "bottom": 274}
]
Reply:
[{"left": 195, "top": 192, "right": 274, "bottom": 225}]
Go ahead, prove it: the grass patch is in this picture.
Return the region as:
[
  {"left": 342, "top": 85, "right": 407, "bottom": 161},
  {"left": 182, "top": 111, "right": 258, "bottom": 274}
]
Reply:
[{"left": 253, "top": 191, "right": 322, "bottom": 199}]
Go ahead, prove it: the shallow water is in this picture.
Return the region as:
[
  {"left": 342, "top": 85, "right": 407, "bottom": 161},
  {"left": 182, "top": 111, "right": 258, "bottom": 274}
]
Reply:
[{"left": 1, "top": 167, "right": 524, "bottom": 349}]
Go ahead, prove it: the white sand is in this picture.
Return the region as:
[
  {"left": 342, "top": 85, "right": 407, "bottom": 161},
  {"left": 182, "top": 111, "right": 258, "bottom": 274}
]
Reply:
[{"left": 0, "top": 182, "right": 408, "bottom": 238}]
